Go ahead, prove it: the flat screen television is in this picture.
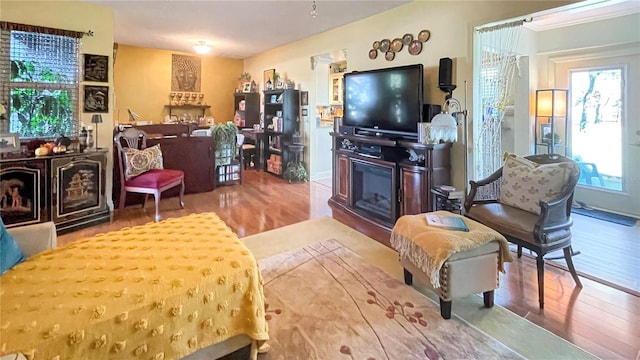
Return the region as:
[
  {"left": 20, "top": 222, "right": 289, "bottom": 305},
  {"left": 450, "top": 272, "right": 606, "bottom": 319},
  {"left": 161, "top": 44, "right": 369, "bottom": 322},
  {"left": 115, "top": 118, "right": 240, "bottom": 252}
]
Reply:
[{"left": 343, "top": 64, "right": 423, "bottom": 138}]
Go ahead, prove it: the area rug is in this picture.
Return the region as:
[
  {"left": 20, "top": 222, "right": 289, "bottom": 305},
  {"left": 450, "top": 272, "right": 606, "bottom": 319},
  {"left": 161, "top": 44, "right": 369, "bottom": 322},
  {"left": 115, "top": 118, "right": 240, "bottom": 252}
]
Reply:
[
  {"left": 240, "top": 217, "right": 596, "bottom": 360},
  {"left": 257, "top": 239, "right": 523, "bottom": 359},
  {"left": 572, "top": 207, "right": 637, "bottom": 226}
]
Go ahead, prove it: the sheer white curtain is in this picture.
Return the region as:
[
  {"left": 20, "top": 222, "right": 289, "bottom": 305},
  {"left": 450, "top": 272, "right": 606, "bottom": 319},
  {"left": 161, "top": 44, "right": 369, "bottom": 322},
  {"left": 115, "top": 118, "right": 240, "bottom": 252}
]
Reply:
[{"left": 474, "top": 21, "right": 524, "bottom": 191}]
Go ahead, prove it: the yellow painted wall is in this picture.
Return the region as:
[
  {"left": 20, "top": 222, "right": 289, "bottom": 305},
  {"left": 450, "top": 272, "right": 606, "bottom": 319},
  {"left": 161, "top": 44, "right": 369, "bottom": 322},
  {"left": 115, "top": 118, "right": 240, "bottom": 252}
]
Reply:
[
  {"left": 243, "top": 0, "right": 577, "bottom": 187},
  {"left": 113, "top": 44, "right": 243, "bottom": 124},
  {"left": 1, "top": 0, "right": 116, "bottom": 210}
]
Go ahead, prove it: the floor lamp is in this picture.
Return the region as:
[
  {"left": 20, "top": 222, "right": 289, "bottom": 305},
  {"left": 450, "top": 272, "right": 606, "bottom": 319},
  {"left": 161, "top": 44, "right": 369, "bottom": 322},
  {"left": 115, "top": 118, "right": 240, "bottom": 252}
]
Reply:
[
  {"left": 431, "top": 81, "right": 469, "bottom": 192},
  {"left": 91, "top": 114, "right": 103, "bottom": 150}
]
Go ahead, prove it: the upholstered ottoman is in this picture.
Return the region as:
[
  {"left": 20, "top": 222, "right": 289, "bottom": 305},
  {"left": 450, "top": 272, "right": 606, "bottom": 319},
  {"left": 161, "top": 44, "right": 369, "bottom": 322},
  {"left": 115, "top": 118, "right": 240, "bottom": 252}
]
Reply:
[{"left": 390, "top": 211, "right": 512, "bottom": 319}]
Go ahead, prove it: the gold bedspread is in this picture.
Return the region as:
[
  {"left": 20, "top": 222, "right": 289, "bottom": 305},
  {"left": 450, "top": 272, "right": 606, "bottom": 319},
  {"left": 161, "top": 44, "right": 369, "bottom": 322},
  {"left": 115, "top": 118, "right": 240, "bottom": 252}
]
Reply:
[{"left": 0, "top": 213, "right": 268, "bottom": 359}]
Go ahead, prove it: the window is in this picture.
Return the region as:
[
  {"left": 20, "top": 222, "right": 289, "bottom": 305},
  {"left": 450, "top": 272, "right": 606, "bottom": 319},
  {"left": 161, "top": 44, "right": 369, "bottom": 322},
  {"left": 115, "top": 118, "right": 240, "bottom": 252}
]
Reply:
[{"left": 0, "top": 22, "right": 82, "bottom": 138}]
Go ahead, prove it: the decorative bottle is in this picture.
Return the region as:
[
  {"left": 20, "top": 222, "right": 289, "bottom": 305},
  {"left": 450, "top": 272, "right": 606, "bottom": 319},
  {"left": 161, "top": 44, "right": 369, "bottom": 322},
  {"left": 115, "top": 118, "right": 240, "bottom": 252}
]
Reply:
[{"left": 78, "top": 127, "right": 88, "bottom": 152}]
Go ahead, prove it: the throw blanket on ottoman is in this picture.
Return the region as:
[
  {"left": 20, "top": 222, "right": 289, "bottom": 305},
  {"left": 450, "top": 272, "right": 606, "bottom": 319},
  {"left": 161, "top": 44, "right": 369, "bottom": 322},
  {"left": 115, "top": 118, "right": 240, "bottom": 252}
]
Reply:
[
  {"left": 0, "top": 212, "right": 268, "bottom": 360},
  {"left": 390, "top": 211, "right": 513, "bottom": 288}
]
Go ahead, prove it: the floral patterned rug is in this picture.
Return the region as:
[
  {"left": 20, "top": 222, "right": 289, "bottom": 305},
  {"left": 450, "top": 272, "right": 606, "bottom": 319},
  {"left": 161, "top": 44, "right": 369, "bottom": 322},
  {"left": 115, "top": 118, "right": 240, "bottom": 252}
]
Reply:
[{"left": 258, "top": 239, "right": 523, "bottom": 359}]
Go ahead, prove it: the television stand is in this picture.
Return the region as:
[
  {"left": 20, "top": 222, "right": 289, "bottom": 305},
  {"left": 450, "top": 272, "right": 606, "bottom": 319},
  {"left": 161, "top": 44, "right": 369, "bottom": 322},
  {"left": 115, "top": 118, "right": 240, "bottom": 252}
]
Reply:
[
  {"left": 329, "top": 132, "right": 452, "bottom": 248},
  {"left": 354, "top": 129, "right": 385, "bottom": 137}
]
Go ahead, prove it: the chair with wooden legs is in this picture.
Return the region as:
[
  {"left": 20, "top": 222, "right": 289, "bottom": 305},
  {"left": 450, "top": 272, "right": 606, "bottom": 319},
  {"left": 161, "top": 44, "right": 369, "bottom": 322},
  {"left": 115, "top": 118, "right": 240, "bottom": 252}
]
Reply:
[
  {"left": 114, "top": 128, "right": 185, "bottom": 222},
  {"left": 464, "top": 153, "right": 583, "bottom": 308}
]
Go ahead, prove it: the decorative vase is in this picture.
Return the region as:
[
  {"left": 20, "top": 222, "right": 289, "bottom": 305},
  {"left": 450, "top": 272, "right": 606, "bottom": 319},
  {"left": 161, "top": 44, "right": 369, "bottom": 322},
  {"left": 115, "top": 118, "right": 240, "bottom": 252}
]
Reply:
[{"left": 86, "top": 129, "right": 94, "bottom": 150}]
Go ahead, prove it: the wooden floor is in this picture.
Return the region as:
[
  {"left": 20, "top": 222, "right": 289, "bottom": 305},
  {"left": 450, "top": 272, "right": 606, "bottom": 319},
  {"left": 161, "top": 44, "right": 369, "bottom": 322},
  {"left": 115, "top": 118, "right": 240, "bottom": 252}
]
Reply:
[{"left": 59, "top": 170, "right": 640, "bottom": 360}]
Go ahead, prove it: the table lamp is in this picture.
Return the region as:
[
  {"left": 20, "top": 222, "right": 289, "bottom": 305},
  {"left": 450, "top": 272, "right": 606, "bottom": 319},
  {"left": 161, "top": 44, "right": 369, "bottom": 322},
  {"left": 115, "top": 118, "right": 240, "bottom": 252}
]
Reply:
[{"left": 91, "top": 114, "right": 103, "bottom": 149}]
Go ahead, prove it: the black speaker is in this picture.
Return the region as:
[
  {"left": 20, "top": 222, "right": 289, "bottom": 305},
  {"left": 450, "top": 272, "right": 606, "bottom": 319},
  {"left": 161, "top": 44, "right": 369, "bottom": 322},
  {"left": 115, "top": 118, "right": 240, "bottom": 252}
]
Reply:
[
  {"left": 423, "top": 104, "right": 442, "bottom": 122},
  {"left": 339, "top": 125, "right": 355, "bottom": 136},
  {"left": 438, "top": 58, "right": 456, "bottom": 93}
]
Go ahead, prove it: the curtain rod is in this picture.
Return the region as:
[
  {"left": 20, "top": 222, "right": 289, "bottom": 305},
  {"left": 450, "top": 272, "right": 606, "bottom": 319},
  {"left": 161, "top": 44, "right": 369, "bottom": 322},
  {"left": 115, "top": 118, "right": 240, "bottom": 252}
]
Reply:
[{"left": 476, "top": 17, "right": 532, "bottom": 33}]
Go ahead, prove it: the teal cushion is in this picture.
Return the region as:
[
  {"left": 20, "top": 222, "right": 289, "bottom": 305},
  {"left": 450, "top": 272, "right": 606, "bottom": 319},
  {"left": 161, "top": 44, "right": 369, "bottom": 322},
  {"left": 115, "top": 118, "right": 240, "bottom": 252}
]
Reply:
[{"left": 1, "top": 218, "right": 26, "bottom": 274}]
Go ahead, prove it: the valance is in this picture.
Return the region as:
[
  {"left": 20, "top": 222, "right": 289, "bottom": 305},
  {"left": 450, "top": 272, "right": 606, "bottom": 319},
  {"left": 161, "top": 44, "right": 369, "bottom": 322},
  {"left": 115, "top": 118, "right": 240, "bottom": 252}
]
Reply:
[{"left": 0, "top": 21, "right": 85, "bottom": 38}]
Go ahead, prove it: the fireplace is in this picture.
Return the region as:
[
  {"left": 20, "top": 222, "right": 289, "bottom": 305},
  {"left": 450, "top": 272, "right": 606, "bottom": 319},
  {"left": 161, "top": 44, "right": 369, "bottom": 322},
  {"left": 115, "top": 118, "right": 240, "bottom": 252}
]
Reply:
[{"left": 351, "top": 160, "right": 397, "bottom": 223}]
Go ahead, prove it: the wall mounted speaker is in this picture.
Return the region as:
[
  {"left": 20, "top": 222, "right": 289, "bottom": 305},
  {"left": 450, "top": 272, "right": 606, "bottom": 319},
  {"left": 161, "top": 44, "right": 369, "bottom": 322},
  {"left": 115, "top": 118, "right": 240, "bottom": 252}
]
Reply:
[{"left": 438, "top": 57, "right": 457, "bottom": 94}]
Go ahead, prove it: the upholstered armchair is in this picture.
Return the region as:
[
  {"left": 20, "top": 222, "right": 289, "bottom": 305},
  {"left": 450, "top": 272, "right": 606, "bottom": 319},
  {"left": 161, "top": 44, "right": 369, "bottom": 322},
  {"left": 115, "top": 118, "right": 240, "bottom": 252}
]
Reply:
[
  {"left": 114, "top": 128, "right": 185, "bottom": 222},
  {"left": 464, "top": 153, "right": 582, "bottom": 308}
]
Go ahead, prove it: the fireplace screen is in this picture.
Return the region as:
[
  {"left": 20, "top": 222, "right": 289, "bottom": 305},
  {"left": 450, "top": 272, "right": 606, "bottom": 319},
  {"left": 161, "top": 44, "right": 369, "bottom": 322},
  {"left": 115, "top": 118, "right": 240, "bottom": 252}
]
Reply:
[
  {"left": 0, "top": 167, "right": 40, "bottom": 226},
  {"left": 56, "top": 159, "right": 101, "bottom": 218},
  {"left": 352, "top": 160, "right": 394, "bottom": 222}
]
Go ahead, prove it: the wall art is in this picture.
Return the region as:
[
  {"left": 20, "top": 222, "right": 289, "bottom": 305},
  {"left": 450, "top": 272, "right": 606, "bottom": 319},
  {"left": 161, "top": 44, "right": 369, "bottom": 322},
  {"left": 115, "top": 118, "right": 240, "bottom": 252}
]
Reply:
[
  {"left": 83, "top": 54, "right": 108, "bottom": 82},
  {"left": 171, "top": 54, "right": 201, "bottom": 92},
  {"left": 83, "top": 85, "right": 109, "bottom": 113}
]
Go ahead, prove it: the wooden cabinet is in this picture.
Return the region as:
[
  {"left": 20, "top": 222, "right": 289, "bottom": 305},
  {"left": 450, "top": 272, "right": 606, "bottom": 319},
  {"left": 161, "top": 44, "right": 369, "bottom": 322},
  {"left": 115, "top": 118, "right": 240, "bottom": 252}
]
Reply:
[
  {"left": 1, "top": 151, "right": 110, "bottom": 234},
  {"left": 263, "top": 89, "right": 300, "bottom": 177},
  {"left": 329, "top": 73, "right": 344, "bottom": 105},
  {"left": 400, "top": 165, "right": 426, "bottom": 216},
  {"left": 334, "top": 154, "right": 350, "bottom": 204},
  {"left": 329, "top": 133, "right": 451, "bottom": 241},
  {"left": 233, "top": 92, "right": 260, "bottom": 129}
]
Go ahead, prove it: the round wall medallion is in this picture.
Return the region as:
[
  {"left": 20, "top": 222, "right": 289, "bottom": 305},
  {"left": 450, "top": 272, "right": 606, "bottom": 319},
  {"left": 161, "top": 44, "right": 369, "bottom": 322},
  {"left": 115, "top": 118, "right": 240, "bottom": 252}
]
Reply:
[
  {"left": 372, "top": 41, "right": 380, "bottom": 50},
  {"left": 390, "top": 38, "right": 403, "bottom": 52},
  {"left": 368, "top": 49, "right": 378, "bottom": 60},
  {"left": 385, "top": 51, "right": 395, "bottom": 61},
  {"left": 408, "top": 40, "right": 423, "bottom": 55},
  {"left": 402, "top": 33, "right": 413, "bottom": 45},
  {"left": 380, "top": 39, "right": 391, "bottom": 52},
  {"left": 418, "top": 29, "right": 431, "bottom": 42}
]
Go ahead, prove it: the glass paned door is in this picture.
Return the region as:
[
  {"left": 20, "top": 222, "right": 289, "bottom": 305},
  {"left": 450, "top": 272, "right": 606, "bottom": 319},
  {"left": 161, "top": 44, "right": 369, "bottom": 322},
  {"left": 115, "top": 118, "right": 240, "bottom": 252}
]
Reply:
[
  {"left": 570, "top": 68, "right": 622, "bottom": 191},
  {"left": 555, "top": 52, "right": 640, "bottom": 218}
]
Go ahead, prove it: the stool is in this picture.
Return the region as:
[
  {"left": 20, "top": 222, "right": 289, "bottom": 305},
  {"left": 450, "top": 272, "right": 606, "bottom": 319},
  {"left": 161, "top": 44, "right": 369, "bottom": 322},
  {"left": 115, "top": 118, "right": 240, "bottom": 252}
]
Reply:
[
  {"left": 391, "top": 212, "right": 509, "bottom": 319},
  {"left": 242, "top": 144, "right": 256, "bottom": 169}
]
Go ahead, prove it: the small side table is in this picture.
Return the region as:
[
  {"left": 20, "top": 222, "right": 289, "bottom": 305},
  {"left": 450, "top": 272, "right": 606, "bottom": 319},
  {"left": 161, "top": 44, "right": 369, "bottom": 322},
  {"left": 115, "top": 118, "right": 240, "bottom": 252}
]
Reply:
[{"left": 431, "top": 187, "right": 463, "bottom": 214}]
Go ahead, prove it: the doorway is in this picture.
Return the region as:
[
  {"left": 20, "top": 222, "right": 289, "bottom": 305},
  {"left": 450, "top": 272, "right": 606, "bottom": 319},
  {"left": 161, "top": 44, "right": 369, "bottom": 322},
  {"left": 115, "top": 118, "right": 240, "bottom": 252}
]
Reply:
[{"left": 554, "top": 52, "right": 640, "bottom": 218}]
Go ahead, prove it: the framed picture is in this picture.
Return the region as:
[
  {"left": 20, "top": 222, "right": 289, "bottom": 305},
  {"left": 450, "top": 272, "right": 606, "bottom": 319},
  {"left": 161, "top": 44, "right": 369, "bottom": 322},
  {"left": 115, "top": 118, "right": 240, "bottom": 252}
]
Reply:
[
  {"left": 539, "top": 123, "right": 552, "bottom": 142},
  {"left": 270, "top": 95, "right": 277, "bottom": 103},
  {"left": 171, "top": 54, "right": 201, "bottom": 92},
  {"left": 0, "top": 133, "right": 20, "bottom": 153},
  {"left": 301, "top": 91, "right": 308, "bottom": 106},
  {"left": 83, "top": 85, "right": 109, "bottom": 113},
  {"left": 264, "top": 69, "right": 275, "bottom": 90},
  {"left": 83, "top": 54, "right": 108, "bottom": 82},
  {"left": 242, "top": 82, "right": 251, "bottom": 93},
  {"left": 302, "top": 109, "right": 308, "bottom": 116}
]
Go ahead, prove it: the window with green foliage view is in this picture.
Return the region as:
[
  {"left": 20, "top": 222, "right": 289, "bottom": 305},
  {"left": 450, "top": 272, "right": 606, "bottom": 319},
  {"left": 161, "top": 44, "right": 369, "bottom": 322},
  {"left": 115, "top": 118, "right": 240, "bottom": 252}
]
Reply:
[{"left": 1, "top": 29, "right": 80, "bottom": 138}]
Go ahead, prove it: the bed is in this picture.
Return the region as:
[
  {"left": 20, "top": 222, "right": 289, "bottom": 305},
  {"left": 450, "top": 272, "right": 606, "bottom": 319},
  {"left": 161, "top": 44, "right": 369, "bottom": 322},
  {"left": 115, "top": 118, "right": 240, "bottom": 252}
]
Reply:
[{"left": 0, "top": 213, "right": 268, "bottom": 359}]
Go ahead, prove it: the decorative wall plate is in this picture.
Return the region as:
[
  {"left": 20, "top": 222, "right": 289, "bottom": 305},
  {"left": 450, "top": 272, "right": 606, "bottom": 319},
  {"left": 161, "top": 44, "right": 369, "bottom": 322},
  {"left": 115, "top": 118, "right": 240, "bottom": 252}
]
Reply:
[
  {"left": 385, "top": 51, "right": 395, "bottom": 61},
  {"left": 369, "top": 49, "right": 378, "bottom": 60},
  {"left": 418, "top": 29, "right": 431, "bottom": 42},
  {"left": 408, "top": 40, "right": 423, "bottom": 55},
  {"left": 372, "top": 41, "right": 380, "bottom": 50},
  {"left": 390, "top": 38, "right": 403, "bottom": 52},
  {"left": 380, "top": 39, "right": 391, "bottom": 52},
  {"left": 402, "top": 33, "right": 413, "bottom": 45}
]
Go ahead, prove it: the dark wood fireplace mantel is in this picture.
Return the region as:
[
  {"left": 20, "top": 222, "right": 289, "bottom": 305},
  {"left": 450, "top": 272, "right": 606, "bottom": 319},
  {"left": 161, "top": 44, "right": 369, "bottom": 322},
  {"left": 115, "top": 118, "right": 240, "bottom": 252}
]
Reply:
[{"left": 329, "top": 133, "right": 452, "bottom": 247}]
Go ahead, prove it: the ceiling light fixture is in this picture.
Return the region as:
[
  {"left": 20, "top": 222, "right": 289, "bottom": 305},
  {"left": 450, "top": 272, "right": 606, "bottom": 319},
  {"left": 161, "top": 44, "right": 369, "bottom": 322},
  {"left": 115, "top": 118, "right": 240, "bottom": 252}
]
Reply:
[
  {"left": 310, "top": 1, "right": 318, "bottom": 18},
  {"left": 193, "top": 41, "right": 211, "bottom": 54}
]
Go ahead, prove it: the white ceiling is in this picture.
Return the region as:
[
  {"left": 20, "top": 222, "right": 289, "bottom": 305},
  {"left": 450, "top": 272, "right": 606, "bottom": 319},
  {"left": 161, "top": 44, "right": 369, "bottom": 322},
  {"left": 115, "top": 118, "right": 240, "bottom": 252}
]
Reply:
[
  {"left": 86, "top": 0, "right": 411, "bottom": 59},
  {"left": 86, "top": 0, "right": 638, "bottom": 58},
  {"left": 524, "top": 0, "right": 639, "bottom": 31}
]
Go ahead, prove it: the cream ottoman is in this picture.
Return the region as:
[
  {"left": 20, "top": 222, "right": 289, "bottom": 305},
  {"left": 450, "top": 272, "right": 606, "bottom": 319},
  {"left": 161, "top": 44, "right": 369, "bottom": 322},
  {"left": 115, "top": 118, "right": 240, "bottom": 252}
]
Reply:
[{"left": 390, "top": 211, "right": 512, "bottom": 319}]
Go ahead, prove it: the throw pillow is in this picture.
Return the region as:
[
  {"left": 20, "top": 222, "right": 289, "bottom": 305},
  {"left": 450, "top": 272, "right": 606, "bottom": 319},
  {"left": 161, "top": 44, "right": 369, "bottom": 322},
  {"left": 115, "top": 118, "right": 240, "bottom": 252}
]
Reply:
[
  {"left": 124, "top": 144, "right": 164, "bottom": 180},
  {"left": 498, "top": 153, "right": 576, "bottom": 215},
  {"left": 0, "top": 218, "right": 26, "bottom": 274}
]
